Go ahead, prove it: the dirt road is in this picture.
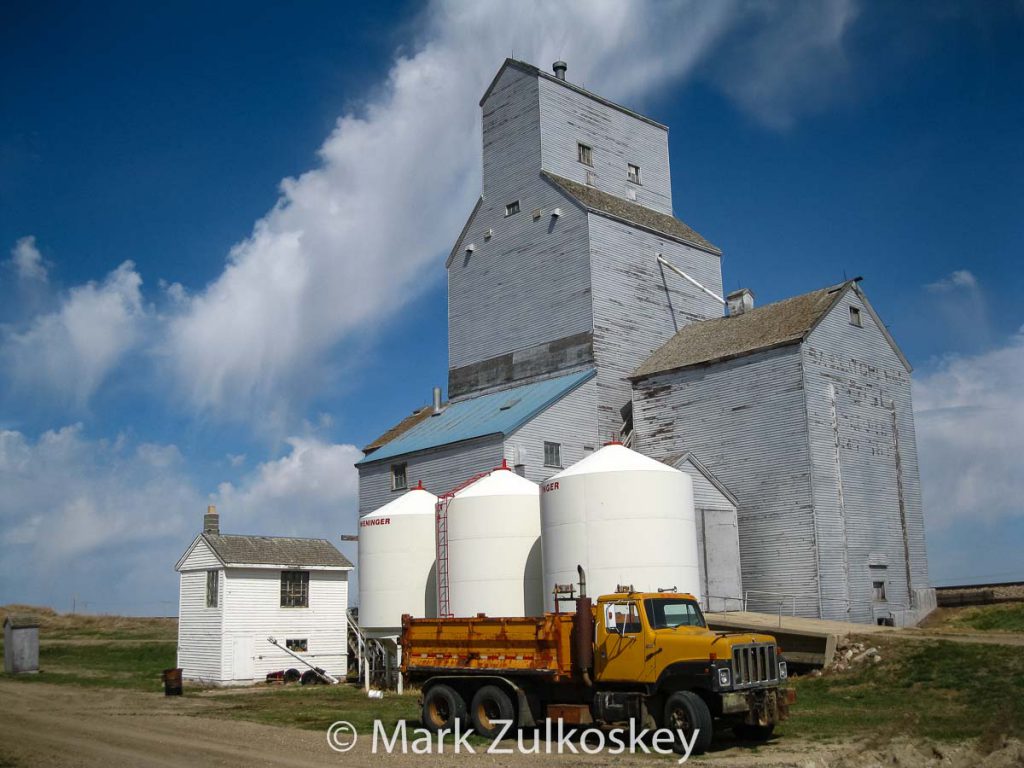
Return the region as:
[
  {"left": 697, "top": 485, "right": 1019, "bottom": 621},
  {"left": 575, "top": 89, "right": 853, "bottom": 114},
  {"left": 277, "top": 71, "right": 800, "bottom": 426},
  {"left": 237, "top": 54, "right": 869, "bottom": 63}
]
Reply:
[{"left": 1, "top": 680, "right": 1020, "bottom": 768}]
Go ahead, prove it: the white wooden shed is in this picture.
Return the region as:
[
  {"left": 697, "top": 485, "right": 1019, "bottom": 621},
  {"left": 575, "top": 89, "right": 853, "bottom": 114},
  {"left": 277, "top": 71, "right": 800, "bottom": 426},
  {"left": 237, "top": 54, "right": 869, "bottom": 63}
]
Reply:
[
  {"left": 174, "top": 506, "right": 353, "bottom": 685},
  {"left": 666, "top": 453, "right": 744, "bottom": 613}
]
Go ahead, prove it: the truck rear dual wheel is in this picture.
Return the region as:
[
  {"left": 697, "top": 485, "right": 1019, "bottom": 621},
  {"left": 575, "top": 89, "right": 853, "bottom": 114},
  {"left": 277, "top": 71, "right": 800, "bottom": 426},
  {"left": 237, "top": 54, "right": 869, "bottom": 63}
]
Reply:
[
  {"left": 421, "top": 684, "right": 467, "bottom": 732},
  {"left": 469, "top": 685, "right": 515, "bottom": 739},
  {"left": 663, "top": 691, "right": 713, "bottom": 756}
]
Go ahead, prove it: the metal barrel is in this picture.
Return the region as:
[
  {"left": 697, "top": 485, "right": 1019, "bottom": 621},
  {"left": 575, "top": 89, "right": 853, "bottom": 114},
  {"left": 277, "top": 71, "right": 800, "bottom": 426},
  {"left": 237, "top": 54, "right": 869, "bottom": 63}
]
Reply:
[{"left": 162, "top": 667, "right": 183, "bottom": 696}]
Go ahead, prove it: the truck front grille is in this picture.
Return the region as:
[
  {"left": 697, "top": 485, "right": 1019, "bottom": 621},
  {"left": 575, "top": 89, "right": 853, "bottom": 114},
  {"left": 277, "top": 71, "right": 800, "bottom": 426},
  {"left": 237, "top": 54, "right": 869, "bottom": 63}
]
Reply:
[{"left": 732, "top": 643, "right": 778, "bottom": 689}]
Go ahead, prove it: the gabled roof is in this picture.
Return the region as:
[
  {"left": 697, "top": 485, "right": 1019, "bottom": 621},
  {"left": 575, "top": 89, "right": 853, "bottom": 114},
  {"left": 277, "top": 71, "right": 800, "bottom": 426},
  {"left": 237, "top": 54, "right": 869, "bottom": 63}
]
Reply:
[
  {"left": 632, "top": 281, "right": 858, "bottom": 380},
  {"left": 542, "top": 173, "right": 720, "bottom": 255},
  {"left": 480, "top": 59, "right": 667, "bottom": 130},
  {"left": 177, "top": 533, "right": 352, "bottom": 571},
  {"left": 356, "top": 369, "right": 596, "bottom": 466},
  {"left": 663, "top": 452, "right": 740, "bottom": 509}
]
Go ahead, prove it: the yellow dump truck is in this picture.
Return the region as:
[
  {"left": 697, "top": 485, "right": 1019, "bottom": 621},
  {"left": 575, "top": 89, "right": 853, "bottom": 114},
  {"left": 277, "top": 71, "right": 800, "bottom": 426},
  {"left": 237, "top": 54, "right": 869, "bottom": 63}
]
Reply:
[{"left": 401, "top": 576, "right": 791, "bottom": 754}]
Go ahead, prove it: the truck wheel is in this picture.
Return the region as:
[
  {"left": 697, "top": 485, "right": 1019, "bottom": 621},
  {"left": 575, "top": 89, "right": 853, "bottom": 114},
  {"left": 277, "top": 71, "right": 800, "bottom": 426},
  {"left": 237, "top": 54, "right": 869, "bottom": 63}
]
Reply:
[
  {"left": 663, "top": 691, "right": 713, "bottom": 755},
  {"left": 735, "top": 723, "right": 775, "bottom": 742},
  {"left": 469, "top": 685, "right": 515, "bottom": 739},
  {"left": 422, "top": 684, "right": 466, "bottom": 732}
]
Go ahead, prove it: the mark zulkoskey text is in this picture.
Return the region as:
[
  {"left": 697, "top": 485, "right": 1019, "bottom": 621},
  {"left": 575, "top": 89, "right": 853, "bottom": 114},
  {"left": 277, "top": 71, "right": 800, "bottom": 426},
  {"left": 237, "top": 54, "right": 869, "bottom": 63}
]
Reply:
[{"left": 326, "top": 718, "right": 704, "bottom": 762}]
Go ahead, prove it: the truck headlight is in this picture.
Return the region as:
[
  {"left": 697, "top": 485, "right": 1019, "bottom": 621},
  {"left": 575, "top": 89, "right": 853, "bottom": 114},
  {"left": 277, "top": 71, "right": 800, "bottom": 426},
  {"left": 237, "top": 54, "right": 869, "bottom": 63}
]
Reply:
[
  {"left": 718, "top": 668, "right": 731, "bottom": 688},
  {"left": 779, "top": 661, "right": 788, "bottom": 680}
]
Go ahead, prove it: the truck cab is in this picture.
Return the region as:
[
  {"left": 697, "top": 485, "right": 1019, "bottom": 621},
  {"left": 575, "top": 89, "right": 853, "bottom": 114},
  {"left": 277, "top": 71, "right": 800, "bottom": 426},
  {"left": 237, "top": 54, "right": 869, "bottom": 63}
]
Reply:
[{"left": 594, "top": 590, "right": 789, "bottom": 749}]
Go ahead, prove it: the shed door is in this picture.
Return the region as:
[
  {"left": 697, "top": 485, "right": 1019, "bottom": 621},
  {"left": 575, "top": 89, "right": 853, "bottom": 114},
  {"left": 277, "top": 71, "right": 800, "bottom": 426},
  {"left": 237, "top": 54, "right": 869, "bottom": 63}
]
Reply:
[
  {"left": 701, "top": 509, "right": 743, "bottom": 612},
  {"left": 232, "top": 636, "right": 254, "bottom": 680}
]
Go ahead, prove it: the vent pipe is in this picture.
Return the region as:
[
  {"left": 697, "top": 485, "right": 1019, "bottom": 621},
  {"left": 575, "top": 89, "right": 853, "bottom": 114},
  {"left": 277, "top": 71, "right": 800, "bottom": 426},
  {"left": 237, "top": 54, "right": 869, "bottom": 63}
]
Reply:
[
  {"left": 552, "top": 61, "right": 567, "bottom": 80},
  {"left": 432, "top": 387, "right": 443, "bottom": 416},
  {"left": 203, "top": 504, "right": 219, "bottom": 535}
]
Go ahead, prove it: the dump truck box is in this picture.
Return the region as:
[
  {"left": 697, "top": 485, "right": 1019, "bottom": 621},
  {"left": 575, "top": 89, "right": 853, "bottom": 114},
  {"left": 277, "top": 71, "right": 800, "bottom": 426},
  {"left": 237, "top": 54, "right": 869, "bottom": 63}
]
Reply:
[{"left": 401, "top": 612, "right": 578, "bottom": 682}]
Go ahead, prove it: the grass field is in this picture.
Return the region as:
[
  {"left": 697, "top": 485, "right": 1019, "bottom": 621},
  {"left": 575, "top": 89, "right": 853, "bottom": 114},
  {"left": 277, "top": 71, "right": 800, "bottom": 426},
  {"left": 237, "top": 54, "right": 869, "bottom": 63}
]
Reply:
[
  {"left": 921, "top": 603, "right": 1024, "bottom": 634},
  {"left": 3, "top": 605, "right": 1023, "bottom": 745},
  {"left": 781, "top": 636, "right": 1024, "bottom": 743}
]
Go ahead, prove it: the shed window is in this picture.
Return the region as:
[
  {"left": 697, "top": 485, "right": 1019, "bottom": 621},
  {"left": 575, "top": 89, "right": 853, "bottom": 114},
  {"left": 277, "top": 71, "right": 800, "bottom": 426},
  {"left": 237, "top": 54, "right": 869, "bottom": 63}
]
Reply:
[
  {"left": 627, "top": 163, "right": 642, "bottom": 185},
  {"left": 544, "top": 441, "right": 561, "bottom": 468},
  {"left": 285, "top": 638, "right": 308, "bottom": 652},
  {"left": 849, "top": 306, "right": 863, "bottom": 327},
  {"left": 391, "top": 462, "right": 407, "bottom": 491},
  {"left": 577, "top": 142, "right": 593, "bottom": 166},
  {"left": 281, "top": 571, "right": 310, "bottom": 608},
  {"left": 206, "top": 570, "right": 218, "bottom": 608},
  {"left": 504, "top": 200, "right": 520, "bottom": 217}
]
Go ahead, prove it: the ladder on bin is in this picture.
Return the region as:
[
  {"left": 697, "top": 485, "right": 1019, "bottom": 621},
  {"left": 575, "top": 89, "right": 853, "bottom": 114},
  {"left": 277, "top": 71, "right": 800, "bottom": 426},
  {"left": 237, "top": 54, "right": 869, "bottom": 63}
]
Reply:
[{"left": 435, "top": 467, "right": 496, "bottom": 618}]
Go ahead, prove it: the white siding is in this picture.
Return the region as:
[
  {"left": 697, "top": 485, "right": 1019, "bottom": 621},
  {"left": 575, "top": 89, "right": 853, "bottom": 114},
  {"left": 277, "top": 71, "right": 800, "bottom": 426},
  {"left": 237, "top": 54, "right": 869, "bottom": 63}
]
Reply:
[
  {"left": 633, "top": 345, "right": 822, "bottom": 617},
  {"left": 176, "top": 537, "right": 224, "bottom": 681},
  {"left": 449, "top": 67, "right": 594, "bottom": 375},
  {"left": 803, "top": 288, "right": 929, "bottom": 623},
  {"left": 222, "top": 568, "right": 349, "bottom": 681},
  {"left": 504, "top": 376, "right": 599, "bottom": 484},
  {"left": 590, "top": 215, "right": 723, "bottom": 440},
  {"left": 538, "top": 76, "right": 672, "bottom": 213},
  {"left": 358, "top": 437, "right": 504, "bottom": 515}
]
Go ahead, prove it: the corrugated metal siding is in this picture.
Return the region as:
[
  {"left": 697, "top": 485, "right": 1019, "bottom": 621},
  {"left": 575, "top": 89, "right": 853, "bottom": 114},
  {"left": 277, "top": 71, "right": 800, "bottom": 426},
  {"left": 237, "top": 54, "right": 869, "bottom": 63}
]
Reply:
[
  {"left": 538, "top": 76, "right": 672, "bottom": 214},
  {"left": 177, "top": 537, "right": 223, "bottom": 681},
  {"left": 590, "top": 215, "right": 723, "bottom": 440},
  {"left": 803, "top": 289, "right": 928, "bottom": 623},
  {"left": 448, "top": 67, "right": 593, "bottom": 373},
  {"left": 221, "top": 568, "right": 348, "bottom": 681},
  {"left": 504, "top": 375, "right": 598, "bottom": 484},
  {"left": 358, "top": 436, "right": 504, "bottom": 515},
  {"left": 632, "top": 345, "right": 821, "bottom": 617}
]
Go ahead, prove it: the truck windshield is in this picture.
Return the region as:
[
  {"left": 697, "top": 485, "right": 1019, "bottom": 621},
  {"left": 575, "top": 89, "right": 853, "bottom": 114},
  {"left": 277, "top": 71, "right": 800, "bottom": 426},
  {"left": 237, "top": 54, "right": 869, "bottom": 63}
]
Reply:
[{"left": 644, "top": 598, "right": 706, "bottom": 629}]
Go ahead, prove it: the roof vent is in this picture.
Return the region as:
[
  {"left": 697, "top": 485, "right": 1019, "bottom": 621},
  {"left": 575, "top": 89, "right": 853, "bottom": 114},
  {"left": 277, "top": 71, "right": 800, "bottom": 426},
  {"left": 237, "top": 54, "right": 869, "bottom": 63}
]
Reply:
[
  {"left": 432, "top": 386, "right": 444, "bottom": 416},
  {"left": 203, "top": 505, "right": 219, "bottom": 535},
  {"left": 727, "top": 288, "right": 755, "bottom": 317},
  {"left": 552, "top": 61, "right": 567, "bottom": 81}
]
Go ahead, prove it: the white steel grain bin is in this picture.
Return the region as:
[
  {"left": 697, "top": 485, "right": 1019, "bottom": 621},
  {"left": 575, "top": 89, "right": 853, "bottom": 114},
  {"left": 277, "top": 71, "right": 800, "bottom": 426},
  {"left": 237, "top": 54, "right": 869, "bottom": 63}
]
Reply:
[
  {"left": 540, "top": 443, "right": 700, "bottom": 610},
  {"left": 446, "top": 466, "right": 543, "bottom": 617},
  {"left": 358, "top": 483, "right": 438, "bottom": 637}
]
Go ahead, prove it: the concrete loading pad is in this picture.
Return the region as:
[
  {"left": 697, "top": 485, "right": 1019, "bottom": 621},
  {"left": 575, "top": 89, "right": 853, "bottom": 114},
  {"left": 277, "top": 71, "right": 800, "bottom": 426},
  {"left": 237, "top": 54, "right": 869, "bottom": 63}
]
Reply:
[{"left": 705, "top": 611, "right": 894, "bottom": 666}]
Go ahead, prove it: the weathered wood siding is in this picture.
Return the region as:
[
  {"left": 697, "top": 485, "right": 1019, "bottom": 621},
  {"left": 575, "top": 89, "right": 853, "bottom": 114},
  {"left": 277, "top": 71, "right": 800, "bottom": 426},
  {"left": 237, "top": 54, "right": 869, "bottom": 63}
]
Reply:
[
  {"left": 802, "top": 288, "right": 929, "bottom": 623},
  {"left": 504, "top": 375, "right": 598, "bottom": 484},
  {"left": 358, "top": 437, "right": 504, "bottom": 515},
  {"left": 222, "top": 568, "right": 348, "bottom": 681},
  {"left": 538, "top": 76, "right": 672, "bottom": 214},
  {"left": 633, "top": 346, "right": 821, "bottom": 617},
  {"left": 674, "top": 458, "right": 744, "bottom": 611},
  {"left": 448, "top": 66, "right": 593, "bottom": 379},
  {"left": 177, "top": 537, "right": 224, "bottom": 681},
  {"left": 590, "top": 215, "right": 723, "bottom": 440}
]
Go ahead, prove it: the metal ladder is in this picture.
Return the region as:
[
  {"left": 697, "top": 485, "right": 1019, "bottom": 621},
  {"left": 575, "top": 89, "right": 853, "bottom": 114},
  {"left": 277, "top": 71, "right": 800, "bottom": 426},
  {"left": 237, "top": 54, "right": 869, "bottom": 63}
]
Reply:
[{"left": 435, "top": 468, "right": 494, "bottom": 618}]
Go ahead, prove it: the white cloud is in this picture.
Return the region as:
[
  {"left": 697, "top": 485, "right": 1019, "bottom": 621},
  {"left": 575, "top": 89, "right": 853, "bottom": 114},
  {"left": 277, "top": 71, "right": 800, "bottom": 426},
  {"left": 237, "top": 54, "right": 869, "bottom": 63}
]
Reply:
[
  {"left": 163, "top": 0, "right": 860, "bottom": 422},
  {"left": 214, "top": 437, "right": 361, "bottom": 538},
  {"left": 0, "top": 425, "right": 360, "bottom": 612},
  {"left": 914, "top": 328, "right": 1024, "bottom": 528},
  {"left": 706, "top": 1, "right": 860, "bottom": 129},
  {"left": 2, "top": 261, "right": 145, "bottom": 406},
  {"left": 9, "top": 236, "right": 48, "bottom": 283},
  {"left": 926, "top": 269, "right": 978, "bottom": 292}
]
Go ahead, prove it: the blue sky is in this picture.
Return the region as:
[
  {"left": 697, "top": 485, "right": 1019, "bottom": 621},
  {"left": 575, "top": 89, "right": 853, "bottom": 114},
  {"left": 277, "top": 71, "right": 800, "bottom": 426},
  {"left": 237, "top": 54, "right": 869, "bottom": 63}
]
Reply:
[{"left": 1, "top": 1, "right": 1022, "bottom": 613}]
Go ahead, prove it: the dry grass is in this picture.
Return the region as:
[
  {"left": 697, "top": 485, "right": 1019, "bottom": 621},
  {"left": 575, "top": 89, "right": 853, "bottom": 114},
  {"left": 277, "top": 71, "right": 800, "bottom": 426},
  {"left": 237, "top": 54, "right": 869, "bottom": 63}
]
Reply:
[{"left": 920, "top": 603, "right": 1024, "bottom": 634}]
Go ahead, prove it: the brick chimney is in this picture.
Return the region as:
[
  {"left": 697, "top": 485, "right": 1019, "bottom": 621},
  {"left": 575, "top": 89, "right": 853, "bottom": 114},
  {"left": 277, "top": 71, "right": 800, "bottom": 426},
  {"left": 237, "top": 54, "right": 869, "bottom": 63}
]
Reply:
[
  {"left": 727, "top": 288, "right": 755, "bottom": 316},
  {"left": 203, "top": 504, "right": 219, "bottom": 535}
]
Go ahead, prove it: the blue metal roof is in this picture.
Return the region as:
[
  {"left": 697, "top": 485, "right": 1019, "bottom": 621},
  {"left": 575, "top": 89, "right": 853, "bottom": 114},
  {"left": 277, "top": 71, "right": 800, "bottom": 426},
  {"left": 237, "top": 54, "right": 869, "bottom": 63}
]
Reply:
[{"left": 356, "top": 369, "right": 596, "bottom": 465}]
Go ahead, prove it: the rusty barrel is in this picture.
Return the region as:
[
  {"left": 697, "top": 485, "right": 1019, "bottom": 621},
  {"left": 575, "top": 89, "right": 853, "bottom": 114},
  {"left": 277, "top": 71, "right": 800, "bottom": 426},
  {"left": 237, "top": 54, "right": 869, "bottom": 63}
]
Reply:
[{"left": 162, "top": 667, "right": 183, "bottom": 696}]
